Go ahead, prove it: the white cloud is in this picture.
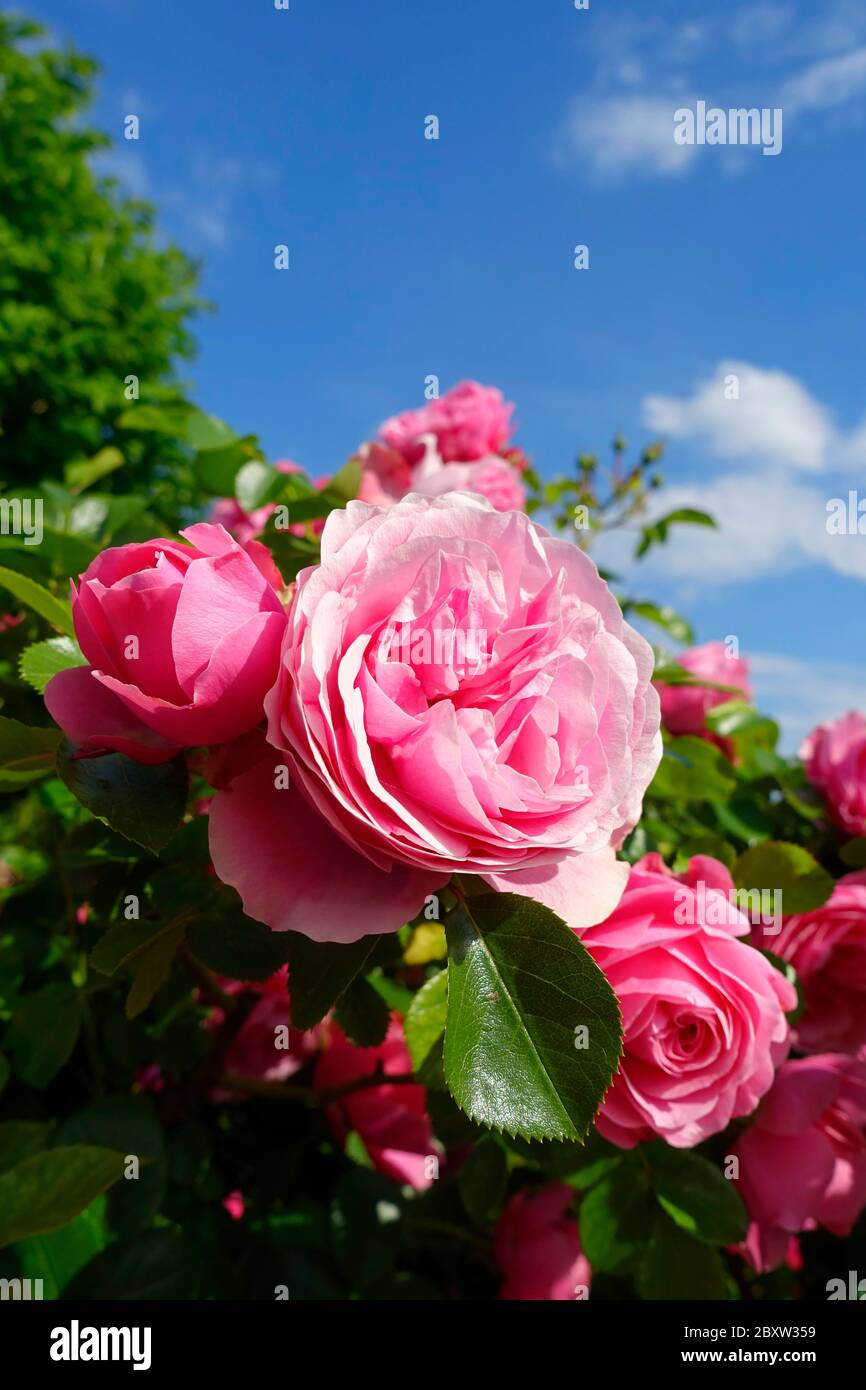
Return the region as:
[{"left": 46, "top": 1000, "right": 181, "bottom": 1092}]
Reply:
[
  {"left": 554, "top": 3, "right": 866, "bottom": 184},
  {"left": 597, "top": 469, "right": 866, "bottom": 590},
  {"left": 780, "top": 46, "right": 866, "bottom": 115},
  {"left": 642, "top": 361, "right": 836, "bottom": 472},
  {"left": 554, "top": 93, "right": 698, "bottom": 180}
]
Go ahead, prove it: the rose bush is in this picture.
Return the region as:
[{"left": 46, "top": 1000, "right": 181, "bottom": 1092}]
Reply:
[{"left": 1, "top": 375, "right": 864, "bottom": 1303}]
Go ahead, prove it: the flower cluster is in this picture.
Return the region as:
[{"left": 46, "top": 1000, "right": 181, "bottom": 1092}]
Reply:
[{"left": 38, "top": 379, "right": 866, "bottom": 1297}]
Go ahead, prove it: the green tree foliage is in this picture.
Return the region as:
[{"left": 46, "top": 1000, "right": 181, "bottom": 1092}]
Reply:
[{"left": 0, "top": 14, "right": 202, "bottom": 486}]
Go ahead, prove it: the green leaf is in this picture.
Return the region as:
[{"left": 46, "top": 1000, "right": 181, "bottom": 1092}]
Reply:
[
  {"left": 193, "top": 437, "right": 261, "bottom": 495},
  {"left": 19, "top": 636, "right": 86, "bottom": 693},
  {"left": 184, "top": 409, "right": 237, "bottom": 452},
  {"left": 334, "top": 975, "right": 390, "bottom": 1047},
  {"left": 404, "top": 968, "right": 448, "bottom": 1072},
  {"left": 636, "top": 508, "right": 716, "bottom": 558},
  {"left": 458, "top": 1137, "right": 508, "bottom": 1224},
  {"left": 578, "top": 1163, "right": 654, "bottom": 1272},
  {"left": 64, "top": 446, "right": 124, "bottom": 494},
  {"left": 840, "top": 836, "right": 866, "bottom": 869},
  {"left": 651, "top": 736, "right": 737, "bottom": 804},
  {"left": 0, "top": 1121, "right": 53, "bottom": 1175},
  {"left": 57, "top": 1096, "right": 166, "bottom": 1239},
  {"left": 56, "top": 741, "right": 188, "bottom": 854},
  {"left": 624, "top": 600, "right": 693, "bottom": 644},
  {"left": 7, "top": 983, "right": 82, "bottom": 1088},
  {"left": 637, "top": 1213, "right": 731, "bottom": 1300},
  {"left": 0, "top": 1145, "right": 127, "bottom": 1248},
  {"left": 325, "top": 456, "right": 361, "bottom": 503},
  {"left": 0, "top": 715, "right": 62, "bottom": 788},
  {"left": 117, "top": 402, "right": 193, "bottom": 435},
  {"left": 235, "top": 460, "right": 285, "bottom": 513},
  {"left": 186, "top": 900, "right": 290, "bottom": 983},
  {"left": 734, "top": 841, "right": 834, "bottom": 915},
  {"left": 62, "top": 1228, "right": 201, "bottom": 1299},
  {"left": 0, "top": 565, "right": 73, "bottom": 634},
  {"left": 15, "top": 1198, "right": 109, "bottom": 1298},
  {"left": 647, "top": 1146, "right": 748, "bottom": 1245},
  {"left": 0, "top": 1053, "right": 8, "bottom": 1097},
  {"left": 282, "top": 933, "right": 384, "bottom": 1031},
  {"left": 443, "top": 892, "right": 622, "bottom": 1141},
  {"left": 90, "top": 916, "right": 187, "bottom": 1020}
]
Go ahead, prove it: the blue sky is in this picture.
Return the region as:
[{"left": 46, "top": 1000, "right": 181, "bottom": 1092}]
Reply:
[{"left": 28, "top": 0, "right": 866, "bottom": 745}]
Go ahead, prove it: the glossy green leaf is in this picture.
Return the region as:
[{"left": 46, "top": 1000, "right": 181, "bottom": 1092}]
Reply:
[
  {"left": 334, "top": 975, "right": 390, "bottom": 1047},
  {"left": 282, "top": 933, "right": 384, "bottom": 1031},
  {"left": 734, "top": 841, "right": 834, "bottom": 915},
  {"left": 443, "top": 892, "right": 622, "bottom": 1141},
  {"left": 0, "top": 715, "right": 62, "bottom": 788},
  {"left": 637, "top": 1213, "right": 731, "bottom": 1300},
  {"left": 0, "top": 1145, "right": 126, "bottom": 1248},
  {"left": 647, "top": 1146, "right": 748, "bottom": 1245},
  {"left": 19, "top": 636, "right": 86, "bottom": 693},
  {"left": 7, "top": 983, "right": 82, "bottom": 1089},
  {"left": 0, "top": 565, "right": 73, "bottom": 634},
  {"left": 458, "top": 1137, "right": 508, "bottom": 1224},
  {"left": 404, "top": 968, "right": 448, "bottom": 1072},
  {"left": 577, "top": 1163, "right": 654, "bottom": 1272},
  {"left": 56, "top": 741, "right": 188, "bottom": 854}
]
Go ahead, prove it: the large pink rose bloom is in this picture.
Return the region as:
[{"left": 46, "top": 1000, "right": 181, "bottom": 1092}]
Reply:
[
  {"left": 44, "top": 523, "right": 286, "bottom": 764},
  {"left": 379, "top": 380, "right": 514, "bottom": 466},
  {"left": 733, "top": 1053, "right": 866, "bottom": 1272},
  {"left": 752, "top": 870, "right": 866, "bottom": 1055},
  {"left": 209, "top": 492, "right": 661, "bottom": 941},
  {"left": 801, "top": 711, "right": 866, "bottom": 837},
  {"left": 495, "top": 1184, "right": 591, "bottom": 1301},
  {"left": 315, "top": 1015, "right": 436, "bottom": 1190},
  {"left": 585, "top": 854, "right": 796, "bottom": 1149},
  {"left": 655, "top": 640, "right": 751, "bottom": 757}
]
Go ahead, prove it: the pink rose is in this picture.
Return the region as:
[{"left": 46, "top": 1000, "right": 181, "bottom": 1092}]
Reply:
[
  {"left": 358, "top": 439, "right": 525, "bottom": 514},
  {"left": 409, "top": 441, "right": 525, "bottom": 512},
  {"left": 801, "top": 711, "right": 866, "bottom": 837},
  {"left": 584, "top": 855, "right": 796, "bottom": 1149},
  {"left": 357, "top": 443, "right": 414, "bottom": 507},
  {"left": 378, "top": 380, "right": 514, "bottom": 466},
  {"left": 733, "top": 1053, "right": 866, "bottom": 1271},
  {"left": 314, "top": 1015, "right": 436, "bottom": 1190},
  {"left": 209, "top": 966, "right": 322, "bottom": 1102},
  {"left": 44, "top": 523, "right": 286, "bottom": 764},
  {"left": 753, "top": 870, "right": 866, "bottom": 1055},
  {"left": 222, "top": 1189, "right": 246, "bottom": 1221},
  {"left": 655, "top": 640, "right": 751, "bottom": 757},
  {"left": 495, "top": 1184, "right": 591, "bottom": 1301},
  {"left": 209, "top": 493, "right": 661, "bottom": 941}
]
